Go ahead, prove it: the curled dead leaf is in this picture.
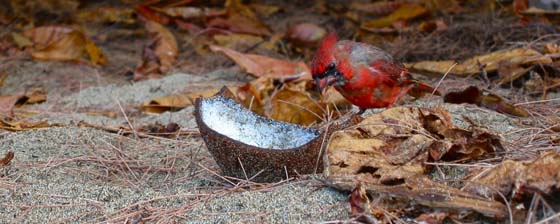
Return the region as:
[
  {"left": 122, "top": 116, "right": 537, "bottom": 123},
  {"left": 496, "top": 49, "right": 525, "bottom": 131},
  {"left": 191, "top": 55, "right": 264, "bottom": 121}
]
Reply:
[
  {"left": 206, "top": 13, "right": 271, "bottom": 36},
  {"left": 0, "top": 119, "right": 59, "bottom": 131},
  {"left": 323, "top": 107, "right": 506, "bottom": 218},
  {"left": 285, "top": 23, "right": 327, "bottom": 48},
  {"left": 140, "top": 88, "right": 222, "bottom": 113},
  {"left": 444, "top": 86, "right": 529, "bottom": 117},
  {"left": 0, "top": 88, "right": 47, "bottom": 116},
  {"left": 136, "top": 5, "right": 171, "bottom": 24},
  {"left": 24, "top": 26, "right": 106, "bottom": 65},
  {"left": 407, "top": 48, "right": 552, "bottom": 77},
  {"left": 0, "top": 151, "right": 14, "bottom": 166},
  {"left": 134, "top": 20, "right": 178, "bottom": 81},
  {"left": 465, "top": 151, "right": 560, "bottom": 199},
  {"left": 361, "top": 4, "right": 429, "bottom": 30},
  {"left": 154, "top": 6, "right": 226, "bottom": 19},
  {"left": 209, "top": 45, "right": 310, "bottom": 79}
]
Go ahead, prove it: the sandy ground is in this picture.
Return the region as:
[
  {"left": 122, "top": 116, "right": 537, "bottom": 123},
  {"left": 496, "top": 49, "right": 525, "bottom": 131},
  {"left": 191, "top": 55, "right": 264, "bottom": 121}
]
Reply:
[{"left": 0, "top": 62, "right": 526, "bottom": 223}]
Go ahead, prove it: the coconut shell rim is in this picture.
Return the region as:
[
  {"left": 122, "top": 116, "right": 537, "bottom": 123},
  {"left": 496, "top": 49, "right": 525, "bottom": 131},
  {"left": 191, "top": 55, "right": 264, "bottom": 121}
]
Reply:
[{"left": 194, "top": 86, "right": 324, "bottom": 153}]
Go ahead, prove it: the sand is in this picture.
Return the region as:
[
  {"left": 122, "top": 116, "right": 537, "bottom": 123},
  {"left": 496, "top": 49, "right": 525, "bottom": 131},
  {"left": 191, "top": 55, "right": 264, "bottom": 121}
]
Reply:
[{"left": 0, "top": 69, "right": 525, "bottom": 223}]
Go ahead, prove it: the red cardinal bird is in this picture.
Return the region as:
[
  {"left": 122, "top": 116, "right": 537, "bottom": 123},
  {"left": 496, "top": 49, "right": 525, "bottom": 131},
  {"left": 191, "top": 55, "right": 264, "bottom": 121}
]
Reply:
[{"left": 311, "top": 32, "right": 436, "bottom": 113}]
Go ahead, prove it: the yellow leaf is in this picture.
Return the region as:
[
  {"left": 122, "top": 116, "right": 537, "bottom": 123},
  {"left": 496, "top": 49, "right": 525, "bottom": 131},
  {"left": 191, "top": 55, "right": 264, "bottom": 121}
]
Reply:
[
  {"left": 141, "top": 88, "right": 221, "bottom": 113},
  {"left": 11, "top": 32, "right": 32, "bottom": 48},
  {"left": 362, "top": 4, "right": 429, "bottom": 29},
  {"left": 31, "top": 31, "right": 86, "bottom": 62},
  {"left": 407, "top": 48, "right": 552, "bottom": 76},
  {"left": 85, "top": 39, "right": 106, "bottom": 65}
]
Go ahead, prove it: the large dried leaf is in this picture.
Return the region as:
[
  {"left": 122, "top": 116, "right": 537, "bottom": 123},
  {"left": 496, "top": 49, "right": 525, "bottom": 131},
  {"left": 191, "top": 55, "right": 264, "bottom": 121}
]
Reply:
[
  {"left": 465, "top": 151, "right": 560, "bottom": 199},
  {"left": 249, "top": 3, "right": 281, "bottom": 18},
  {"left": 238, "top": 77, "right": 352, "bottom": 126},
  {"left": 444, "top": 86, "right": 529, "bottom": 117},
  {"left": 0, "top": 89, "right": 47, "bottom": 116},
  {"left": 0, "top": 151, "right": 14, "bottom": 166},
  {"left": 77, "top": 7, "right": 136, "bottom": 25},
  {"left": 285, "top": 23, "right": 327, "bottom": 48},
  {"left": 268, "top": 86, "right": 327, "bottom": 125},
  {"left": 134, "top": 20, "right": 179, "bottom": 80},
  {"left": 349, "top": 1, "right": 403, "bottom": 16},
  {"left": 31, "top": 31, "right": 86, "bottom": 62},
  {"left": 10, "top": 0, "right": 79, "bottom": 21},
  {"left": 136, "top": 4, "right": 171, "bottom": 24},
  {"left": 0, "top": 119, "right": 58, "bottom": 131},
  {"left": 212, "top": 34, "right": 264, "bottom": 51},
  {"left": 140, "top": 88, "right": 221, "bottom": 113},
  {"left": 324, "top": 107, "right": 506, "bottom": 218},
  {"left": 154, "top": 6, "right": 225, "bottom": 19},
  {"left": 0, "top": 95, "right": 22, "bottom": 116},
  {"left": 23, "top": 26, "right": 73, "bottom": 49},
  {"left": 206, "top": 13, "right": 271, "bottom": 36},
  {"left": 24, "top": 26, "right": 106, "bottom": 65},
  {"left": 140, "top": 78, "right": 351, "bottom": 126},
  {"left": 361, "top": 4, "right": 429, "bottom": 29},
  {"left": 225, "top": 0, "right": 257, "bottom": 19},
  {"left": 209, "top": 45, "right": 310, "bottom": 79},
  {"left": 327, "top": 175, "right": 507, "bottom": 219},
  {"left": 407, "top": 48, "right": 552, "bottom": 76}
]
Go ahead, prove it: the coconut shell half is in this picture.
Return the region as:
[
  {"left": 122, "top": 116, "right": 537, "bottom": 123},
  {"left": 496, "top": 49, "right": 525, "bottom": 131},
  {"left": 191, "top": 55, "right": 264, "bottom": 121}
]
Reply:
[{"left": 194, "top": 87, "right": 328, "bottom": 183}]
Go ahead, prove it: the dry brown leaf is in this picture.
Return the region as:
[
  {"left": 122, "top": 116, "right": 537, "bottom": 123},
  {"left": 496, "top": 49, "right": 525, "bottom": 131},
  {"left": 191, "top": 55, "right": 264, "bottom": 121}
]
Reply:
[
  {"left": 349, "top": 1, "right": 403, "bottom": 16},
  {"left": 140, "top": 88, "right": 222, "bottom": 113},
  {"left": 225, "top": 0, "right": 257, "bottom": 19},
  {"left": 249, "top": 3, "right": 281, "bottom": 18},
  {"left": 0, "top": 88, "right": 47, "bottom": 116},
  {"left": 209, "top": 45, "right": 310, "bottom": 79},
  {"left": 11, "top": 32, "right": 32, "bottom": 48},
  {"left": 154, "top": 6, "right": 226, "bottom": 19},
  {"left": 10, "top": 0, "right": 79, "bottom": 21},
  {"left": 23, "top": 26, "right": 74, "bottom": 49},
  {"left": 77, "top": 121, "right": 198, "bottom": 138},
  {"left": 285, "top": 23, "right": 327, "bottom": 48},
  {"left": 77, "top": 7, "right": 136, "bottom": 25},
  {"left": 465, "top": 151, "right": 560, "bottom": 199},
  {"left": 268, "top": 86, "right": 326, "bottom": 125},
  {"left": 141, "top": 77, "right": 350, "bottom": 125},
  {"left": 444, "top": 86, "right": 529, "bottom": 117},
  {"left": 327, "top": 175, "right": 507, "bottom": 219},
  {"left": 0, "top": 119, "right": 58, "bottom": 131},
  {"left": 496, "top": 63, "right": 532, "bottom": 85},
  {"left": 349, "top": 182, "right": 371, "bottom": 214},
  {"left": 31, "top": 30, "right": 86, "bottom": 62},
  {"left": 415, "top": 212, "right": 448, "bottom": 224},
  {"left": 235, "top": 78, "right": 324, "bottom": 125},
  {"left": 134, "top": 20, "right": 178, "bottom": 81},
  {"left": 361, "top": 4, "right": 429, "bottom": 30},
  {"left": 136, "top": 5, "right": 171, "bottom": 24},
  {"left": 324, "top": 107, "right": 506, "bottom": 218},
  {"left": 407, "top": 48, "right": 552, "bottom": 76},
  {"left": 419, "top": 0, "right": 462, "bottom": 14},
  {"left": 0, "top": 95, "right": 22, "bottom": 116},
  {"left": 212, "top": 34, "right": 264, "bottom": 51},
  {"left": 24, "top": 26, "right": 105, "bottom": 65},
  {"left": 0, "top": 151, "right": 14, "bottom": 166},
  {"left": 206, "top": 13, "right": 271, "bottom": 36},
  {"left": 84, "top": 38, "right": 107, "bottom": 65}
]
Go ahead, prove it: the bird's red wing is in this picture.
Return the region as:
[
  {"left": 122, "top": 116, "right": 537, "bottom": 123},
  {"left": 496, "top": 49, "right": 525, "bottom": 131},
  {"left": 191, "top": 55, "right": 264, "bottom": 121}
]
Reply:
[{"left": 369, "top": 59, "right": 409, "bottom": 86}]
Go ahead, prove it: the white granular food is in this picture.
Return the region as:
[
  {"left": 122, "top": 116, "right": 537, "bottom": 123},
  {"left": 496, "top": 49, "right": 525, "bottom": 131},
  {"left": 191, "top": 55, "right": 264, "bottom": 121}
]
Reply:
[{"left": 201, "top": 96, "right": 321, "bottom": 150}]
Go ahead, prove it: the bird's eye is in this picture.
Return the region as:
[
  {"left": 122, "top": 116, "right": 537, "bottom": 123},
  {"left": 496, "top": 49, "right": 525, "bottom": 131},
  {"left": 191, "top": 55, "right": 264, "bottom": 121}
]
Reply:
[{"left": 328, "top": 63, "right": 335, "bottom": 70}]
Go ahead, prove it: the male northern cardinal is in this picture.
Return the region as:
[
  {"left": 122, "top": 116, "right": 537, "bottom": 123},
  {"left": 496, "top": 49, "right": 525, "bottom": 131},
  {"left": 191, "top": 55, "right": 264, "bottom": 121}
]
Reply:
[{"left": 311, "top": 32, "right": 437, "bottom": 112}]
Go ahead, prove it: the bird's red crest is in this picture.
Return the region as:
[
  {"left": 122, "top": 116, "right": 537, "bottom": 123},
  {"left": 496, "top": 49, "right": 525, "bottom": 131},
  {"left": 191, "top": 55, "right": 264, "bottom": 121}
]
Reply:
[{"left": 311, "top": 32, "right": 337, "bottom": 77}]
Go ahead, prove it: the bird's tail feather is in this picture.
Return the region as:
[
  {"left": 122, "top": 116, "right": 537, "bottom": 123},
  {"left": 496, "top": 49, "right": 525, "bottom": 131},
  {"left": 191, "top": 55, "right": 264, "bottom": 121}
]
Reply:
[{"left": 408, "top": 82, "right": 440, "bottom": 98}]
